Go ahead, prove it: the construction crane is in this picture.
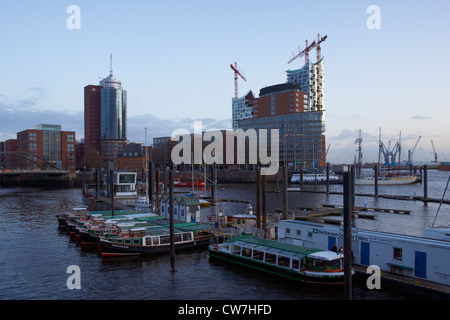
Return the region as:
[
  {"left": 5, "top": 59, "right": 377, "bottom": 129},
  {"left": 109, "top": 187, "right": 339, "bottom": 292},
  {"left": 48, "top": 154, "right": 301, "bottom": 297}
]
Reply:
[
  {"left": 230, "top": 62, "right": 246, "bottom": 99},
  {"left": 407, "top": 136, "right": 421, "bottom": 165},
  {"left": 431, "top": 140, "right": 438, "bottom": 162},
  {"left": 288, "top": 34, "right": 327, "bottom": 65}
]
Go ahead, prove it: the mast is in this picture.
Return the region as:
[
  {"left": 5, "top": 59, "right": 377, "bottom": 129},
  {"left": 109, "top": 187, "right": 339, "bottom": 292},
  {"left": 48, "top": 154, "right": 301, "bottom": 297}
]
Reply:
[
  {"left": 145, "top": 127, "right": 149, "bottom": 204},
  {"left": 377, "top": 127, "right": 382, "bottom": 176}
]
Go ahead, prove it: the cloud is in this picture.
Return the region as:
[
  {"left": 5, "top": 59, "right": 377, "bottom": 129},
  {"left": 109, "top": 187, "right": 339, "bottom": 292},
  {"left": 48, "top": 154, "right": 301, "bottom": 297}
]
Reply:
[{"left": 410, "top": 115, "right": 431, "bottom": 120}]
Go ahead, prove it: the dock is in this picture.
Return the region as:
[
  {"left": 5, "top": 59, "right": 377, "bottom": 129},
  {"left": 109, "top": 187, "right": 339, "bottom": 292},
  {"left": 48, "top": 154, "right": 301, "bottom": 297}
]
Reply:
[
  {"left": 353, "top": 264, "right": 450, "bottom": 299},
  {"left": 275, "top": 203, "right": 411, "bottom": 225}
]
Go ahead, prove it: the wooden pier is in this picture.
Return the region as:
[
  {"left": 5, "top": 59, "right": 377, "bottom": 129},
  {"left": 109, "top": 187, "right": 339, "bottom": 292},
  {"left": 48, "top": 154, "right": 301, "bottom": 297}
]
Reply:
[{"left": 275, "top": 203, "right": 411, "bottom": 225}]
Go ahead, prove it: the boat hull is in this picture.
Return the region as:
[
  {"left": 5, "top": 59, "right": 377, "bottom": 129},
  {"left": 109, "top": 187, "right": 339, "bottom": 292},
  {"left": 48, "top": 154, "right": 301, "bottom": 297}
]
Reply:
[
  {"left": 208, "top": 247, "right": 346, "bottom": 285},
  {"left": 355, "top": 176, "right": 417, "bottom": 185},
  {"left": 99, "top": 235, "right": 214, "bottom": 257}
]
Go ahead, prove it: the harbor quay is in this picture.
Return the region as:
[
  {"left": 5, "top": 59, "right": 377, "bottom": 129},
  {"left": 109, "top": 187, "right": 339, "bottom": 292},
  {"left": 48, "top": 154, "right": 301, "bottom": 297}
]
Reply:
[{"left": 78, "top": 167, "right": 450, "bottom": 300}]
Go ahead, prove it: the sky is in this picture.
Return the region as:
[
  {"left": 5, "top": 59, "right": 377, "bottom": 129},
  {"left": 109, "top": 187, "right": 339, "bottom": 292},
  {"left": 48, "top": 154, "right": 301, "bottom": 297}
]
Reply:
[{"left": 0, "top": 0, "right": 449, "bottom": 164}]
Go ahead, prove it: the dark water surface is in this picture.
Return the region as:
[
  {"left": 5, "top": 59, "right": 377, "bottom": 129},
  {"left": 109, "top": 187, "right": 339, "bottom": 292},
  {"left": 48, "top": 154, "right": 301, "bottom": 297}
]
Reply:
[{"left": 1, "top": 169, "right": 449, "bottom": 300}]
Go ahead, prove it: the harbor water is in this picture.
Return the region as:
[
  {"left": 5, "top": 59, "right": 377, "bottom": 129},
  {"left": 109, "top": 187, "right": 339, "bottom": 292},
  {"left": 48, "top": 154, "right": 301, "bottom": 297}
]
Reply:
[{"left": 1, "top": 169, "right": 449, "bottom": 300}]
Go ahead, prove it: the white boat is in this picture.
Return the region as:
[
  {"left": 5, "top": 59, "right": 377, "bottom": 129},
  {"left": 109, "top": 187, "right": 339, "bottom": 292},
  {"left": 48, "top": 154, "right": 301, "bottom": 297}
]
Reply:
[
  {"left": 355, "top": 175, "right": 418, "bottom": 185},
  {"left": 290, "top": 173, "right": 342, "bottom": 184},
  {"left": 208, "top": 234, "right": 353, "bottom": 285}
]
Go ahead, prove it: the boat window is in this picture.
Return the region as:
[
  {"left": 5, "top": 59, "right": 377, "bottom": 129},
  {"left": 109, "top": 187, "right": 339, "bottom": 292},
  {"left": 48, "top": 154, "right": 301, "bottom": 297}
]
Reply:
[
  {"left": 182, "top": 233, "right": 192, "bottom": 241},
  {"left": 264, "top": 252, "right": 276, "bottom": 265},
  {"left": 277, "top": 256, "right": 290, "bottom": 268},
  {"left": 241, "top": 247, "right": 252, "bottom": 258},
  {"left": 310, "top": 258, "right": 326, "bottom": 271},
  {"left": 116, "top": 239, "right": 123, "bottom": 243},
  {"left": 292, "top": 259, "right": 299, "bottom": 270},
  {"left": 325, "top": 259, "right": 341, "bottom": 271},
  {"left": 232, "top": 245, "right": 241, "bottom": 254},
  {"left": 174, "top": 234, "right": 182, "bottom": 243},
  {"left": 124, "top": 239, "right": 131, "bottom": 244},
  {"left": 253, "top": 250, "right": 264, "bottom": 261},
  {"left": 152, "top": 237, "right": 160, "bottom": 245},
  {"left": 160, "top": 235, "right": 170, "bottom": 244},
  {"left": 133, "top": 239, "right": 140, "bottom": 245}
]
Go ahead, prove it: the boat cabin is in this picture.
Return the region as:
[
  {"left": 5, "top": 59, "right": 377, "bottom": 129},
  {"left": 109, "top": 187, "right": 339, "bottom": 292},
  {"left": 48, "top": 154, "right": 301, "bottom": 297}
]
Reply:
[
  {"left": 159, "top": 195, "right": 201, "bottom": 223},
  {"left": 221, "top": 235, "right": 344, "bottom": 273}
]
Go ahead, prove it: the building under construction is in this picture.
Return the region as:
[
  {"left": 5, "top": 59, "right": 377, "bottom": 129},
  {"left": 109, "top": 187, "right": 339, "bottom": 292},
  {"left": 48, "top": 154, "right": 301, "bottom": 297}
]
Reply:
[{"left": 232, "top": 34, "right": 327, "bottom": 169}]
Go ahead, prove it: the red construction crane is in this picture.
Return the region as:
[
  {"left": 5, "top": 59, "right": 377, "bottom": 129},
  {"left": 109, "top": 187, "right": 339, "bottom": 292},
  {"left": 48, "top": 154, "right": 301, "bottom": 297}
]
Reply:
[
  {"left": 314, "top": 34, "right": 328, "bottom": 62},
  {"left": 230, "top": 61, "right": 247, "bottom": 99},
  {"left": 288, "top": 39, "right": 316, "bottom": 64},
  {"left": 287, "top": 34, "right": 327, "bottom": 64}
]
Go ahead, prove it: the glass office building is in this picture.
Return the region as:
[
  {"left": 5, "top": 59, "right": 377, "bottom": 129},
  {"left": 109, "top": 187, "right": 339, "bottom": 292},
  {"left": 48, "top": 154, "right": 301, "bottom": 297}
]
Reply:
[{"left": 99, "top": 73, "right": 127, "bottom": 159}]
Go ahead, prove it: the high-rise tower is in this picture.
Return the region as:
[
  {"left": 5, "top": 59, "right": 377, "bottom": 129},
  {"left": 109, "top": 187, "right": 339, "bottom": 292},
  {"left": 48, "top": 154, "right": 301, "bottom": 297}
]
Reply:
[{"left": 84, "top": 55, "right": 127, "bottom": 162}]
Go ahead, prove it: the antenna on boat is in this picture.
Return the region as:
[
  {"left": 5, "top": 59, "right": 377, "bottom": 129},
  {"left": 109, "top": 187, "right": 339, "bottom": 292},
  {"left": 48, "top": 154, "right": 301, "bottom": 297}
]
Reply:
[{"left": 431, "top": 175, "right": 450, "bottom": 228}]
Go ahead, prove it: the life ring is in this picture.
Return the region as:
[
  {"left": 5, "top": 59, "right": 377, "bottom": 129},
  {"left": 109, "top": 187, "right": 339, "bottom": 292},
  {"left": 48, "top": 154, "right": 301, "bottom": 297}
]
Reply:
[{"left": 225, "top": 244, "right": 230, "bottom": 251}]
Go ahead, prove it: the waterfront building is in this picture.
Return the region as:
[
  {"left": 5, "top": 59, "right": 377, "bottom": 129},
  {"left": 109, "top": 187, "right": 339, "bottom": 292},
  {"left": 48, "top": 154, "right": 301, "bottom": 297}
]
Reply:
[
  {"left": 286, "top": 59, "right": 325, "bottom": 112},
  {"left": 278, "top": 220, "right": 450, "bottom": 287},
  {"left": 238, "top": 111, "right": 326, "bottom": 169},
  {"left": 84, "top": 57, "right": 128, "bottom": 164},
  {"left": 232, "top": 90, "right": 254, "bottom": 130},
  {"left": 115, "top": 142, "right": 152, "bottom": 181},
  {"left": 233, "top": 59, "right": 327, "bottom": 169},
  {"left": 84, "top": 84, "right": 102, "bottom": 160},
  {"left": 1, "top": 139, "right": 17, "bottom": 170},
  {"left": 15, "top": 124, "right": 76, "bottom": 172}
]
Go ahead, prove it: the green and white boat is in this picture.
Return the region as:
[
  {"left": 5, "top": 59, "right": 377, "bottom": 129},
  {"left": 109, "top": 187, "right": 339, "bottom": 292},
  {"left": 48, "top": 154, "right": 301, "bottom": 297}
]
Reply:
[{"left": 208, "top": 234, "right": 353, "bottom": 285}]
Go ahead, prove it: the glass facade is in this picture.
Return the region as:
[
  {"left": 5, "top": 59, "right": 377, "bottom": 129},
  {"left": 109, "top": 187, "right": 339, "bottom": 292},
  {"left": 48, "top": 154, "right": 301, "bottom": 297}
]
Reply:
[
  {"left": 238, "top": 111, "right": 325, "bottom": 168},
  {"left": 101, "top": 88, "right": 127, "bottom": 140}
]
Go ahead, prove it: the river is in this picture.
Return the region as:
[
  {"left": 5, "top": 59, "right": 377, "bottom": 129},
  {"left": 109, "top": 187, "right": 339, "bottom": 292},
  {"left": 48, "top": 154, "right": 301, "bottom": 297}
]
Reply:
[{"left": 1, "top": 169, "right": 449, "bottom": 301}]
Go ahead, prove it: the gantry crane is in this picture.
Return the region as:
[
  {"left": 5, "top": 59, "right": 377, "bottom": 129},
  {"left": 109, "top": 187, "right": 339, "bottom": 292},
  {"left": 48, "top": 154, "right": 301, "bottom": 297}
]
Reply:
[
  {"left": 407, "top": 136, "right": 421, "bottom": 165},
  {"left": 431, "top": 140, "right": 438, "bottom": 162},
  {"left": 230, "top": 62, "right": 247, "bottom": 99}
]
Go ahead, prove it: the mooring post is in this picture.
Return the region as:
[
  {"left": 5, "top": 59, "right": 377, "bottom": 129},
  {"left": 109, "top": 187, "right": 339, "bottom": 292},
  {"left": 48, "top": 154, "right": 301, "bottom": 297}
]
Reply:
[
  {"left": 423, "top": 165, "right": 428, "bottom": 204},
  {"left": 155, "top": 168, "right": 160, "bottom": 212},
  {"left": 262, "top": 174, "right": 267, "bottom": 237},
  {"left": 326, "top": 162, "right": 330, "bottom": 195},
  {"left": 148, "top": 161, "right": 154, "bottom": 210},
  {"left": 343, "top": 165, "right": 353, "bottom": 300},
  {"left": 256, "top": 168, "right": 261, "bottom": 229},
  {"left": 109, "top": 169, "right": 115, "bottom": 217},
  {"left": 169, "top": 170, "right": 175, "bottom": 267},
  {"left": 374, "top": 165, "right": 379, "bottom": 198},
  {"left": 282, "top": 165, "right": 288, "bottom": 220}
]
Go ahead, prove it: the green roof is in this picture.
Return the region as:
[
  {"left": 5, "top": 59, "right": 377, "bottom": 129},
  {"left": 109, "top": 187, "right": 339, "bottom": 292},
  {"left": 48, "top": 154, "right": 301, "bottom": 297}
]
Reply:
[{"left": 227, "top": 235, "right": 320, "bottom": 258}]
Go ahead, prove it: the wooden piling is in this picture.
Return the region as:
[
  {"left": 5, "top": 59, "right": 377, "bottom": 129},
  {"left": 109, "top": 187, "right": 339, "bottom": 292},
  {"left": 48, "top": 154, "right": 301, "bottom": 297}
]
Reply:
[
  {"left": 282, "top": 166, "right": 288, "bottom": 220},
  {"left": 169, "top": 170, "right": 175, "bottom": 266},
  {"left": 343, "top": 165, "right": 353, "bottom": 300}
]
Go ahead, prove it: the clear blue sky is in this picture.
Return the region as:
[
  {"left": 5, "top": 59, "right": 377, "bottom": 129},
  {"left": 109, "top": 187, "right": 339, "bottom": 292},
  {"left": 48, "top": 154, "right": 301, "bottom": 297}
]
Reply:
[{"left": 1, "top": 0, "right": 449, "bottom": 164}]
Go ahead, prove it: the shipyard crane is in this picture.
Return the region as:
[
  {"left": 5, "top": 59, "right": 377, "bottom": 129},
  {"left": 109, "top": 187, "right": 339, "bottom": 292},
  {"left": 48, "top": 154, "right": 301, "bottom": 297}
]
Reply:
[
  {"left": 288, "top": 34, "right": 327, "bottom": 64},
  {"left": 230, "top": 62, "right": 247, "bottom": 99},
  {"left": 407, "top": 135, "right": 421, "bottom": 165},
  {"left": 431, "top": 140, "right": 438, "bottom": 162}
]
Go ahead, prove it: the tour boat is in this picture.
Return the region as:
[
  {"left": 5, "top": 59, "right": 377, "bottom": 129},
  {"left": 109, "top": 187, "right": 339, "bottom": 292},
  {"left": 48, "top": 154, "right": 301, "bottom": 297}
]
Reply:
[
  {"left": 355, "top": 175, "right": 418, "bottom": 185},
  {"left": 98, "top": 224, "right": 215, "bottom": 257},
  {"left": 208, "top": 234, "right": 353, "bottom": 285},
  {"left": 290, "top": 173, "right": 342, "bottom": 184}
]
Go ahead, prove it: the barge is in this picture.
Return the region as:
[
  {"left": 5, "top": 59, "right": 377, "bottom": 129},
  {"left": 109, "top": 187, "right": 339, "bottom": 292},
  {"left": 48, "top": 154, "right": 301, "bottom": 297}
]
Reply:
[{"left": 208, "top": 234, "right": 353, "bottom": 285}]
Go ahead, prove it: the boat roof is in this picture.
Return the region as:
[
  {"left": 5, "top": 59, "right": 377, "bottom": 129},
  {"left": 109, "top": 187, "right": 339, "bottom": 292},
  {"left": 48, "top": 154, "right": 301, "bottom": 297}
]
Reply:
[{"left": 226, "top": 235, "right": 321, "bottom": 259}]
